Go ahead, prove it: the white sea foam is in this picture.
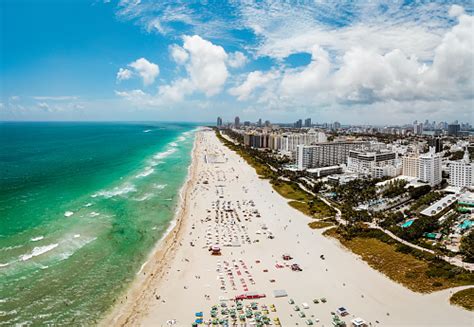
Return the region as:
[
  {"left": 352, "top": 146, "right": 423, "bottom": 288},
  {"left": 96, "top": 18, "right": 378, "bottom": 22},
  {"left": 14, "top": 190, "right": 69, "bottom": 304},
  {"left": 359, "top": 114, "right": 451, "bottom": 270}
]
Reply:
[
  {"left": 93, "top": 184, "right": 136, "bottom": 198},
  {"left": 74, "top": 234, "right": 81, "bottom": 238},
  {"left": 84, "top": 203, "right": 93, "bottom": 207},
  {"left": 153, "top": 183, "right": 167, "bottom": 190},
  {"left": 64, "top": 211, "right": 74, "bottom": 217},
  {"left": 57, "top": 237, "right": 96, "bottom": 261},
  {"left": 19, "top": 243, "right": 59, "bottom": 261},
  {"left": 152, "top": 148, "right": 177, "bottom": 161},
  {"left": 143, "top": 129, "right": 152, "bottom": 133},
  {"left": 0, "top": 263, "right": 9, "bottom": 268},
  {"left": 170, "top": 142, "right": 178, "bottom": 147},
  {"left": 134, "top": 193, "right": 154, "bottom": 201},
  {"left": 90, "top": 212, "right": 100, "bottom": 217},
  {"left": 136, "top": 167, "right": 154, "bottom": 178},
  {"left": 177, "top": 136, "right": 186, "bottom": 142},
  {"left": 30, "top": 236, "right": 44, "bottom": 242}
]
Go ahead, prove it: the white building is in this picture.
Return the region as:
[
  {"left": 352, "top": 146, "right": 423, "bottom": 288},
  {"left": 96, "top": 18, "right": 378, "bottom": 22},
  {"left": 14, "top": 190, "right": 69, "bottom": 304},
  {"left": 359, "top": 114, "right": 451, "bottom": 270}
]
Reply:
[
  {"left": 347, "top": 150, "right": 400, "bottom": 177},
  {"left": 418, "top": 148, "right": 442, "bottom": 187},
  {"left": 402, "top": 147, "right": 442, "bottom": 187},
  {"left": 402, "top": 152, "right": 420, "bottom": 178},
  {"left": 449, "top": 150, "right": 473, "bottom": 188},
  {"left": 297, "top": 141, "right": 368, "bottom": 170}
]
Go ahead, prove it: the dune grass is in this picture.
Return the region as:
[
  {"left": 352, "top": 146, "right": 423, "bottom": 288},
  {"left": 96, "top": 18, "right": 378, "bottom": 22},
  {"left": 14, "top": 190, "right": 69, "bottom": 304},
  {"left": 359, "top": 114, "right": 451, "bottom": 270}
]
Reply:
[
  {"left": 308, "top": 220, "right": 334, "bottom": 229},
  {"left": 215, "top": 129, "right": 335, "bottom": 220},
  {"left": 450, "top": 288, "right": 474, "bottom": 311},
  {"left": 324, "top": 228, "right": 474, "bottom": 293}
]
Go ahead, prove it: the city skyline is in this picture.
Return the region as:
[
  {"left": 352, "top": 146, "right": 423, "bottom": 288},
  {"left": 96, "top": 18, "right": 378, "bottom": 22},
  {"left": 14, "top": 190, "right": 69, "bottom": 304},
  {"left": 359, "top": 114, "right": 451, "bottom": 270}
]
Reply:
[{"left": 1, "top": 1, "right": 473, "bottom": 124}]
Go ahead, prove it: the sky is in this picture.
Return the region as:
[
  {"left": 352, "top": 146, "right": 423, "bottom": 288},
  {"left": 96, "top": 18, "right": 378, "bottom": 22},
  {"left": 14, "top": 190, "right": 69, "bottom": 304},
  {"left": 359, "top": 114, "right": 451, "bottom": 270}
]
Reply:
[{"left": 1, "top": 0, "right": 473, "bottom": 125}]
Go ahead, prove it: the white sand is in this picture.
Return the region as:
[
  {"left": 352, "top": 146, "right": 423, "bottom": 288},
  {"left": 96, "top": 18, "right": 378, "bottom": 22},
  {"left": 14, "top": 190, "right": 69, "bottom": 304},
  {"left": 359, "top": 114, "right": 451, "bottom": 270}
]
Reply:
[{"left": 104, "top": 130, "right": 473, "bottom": 327}]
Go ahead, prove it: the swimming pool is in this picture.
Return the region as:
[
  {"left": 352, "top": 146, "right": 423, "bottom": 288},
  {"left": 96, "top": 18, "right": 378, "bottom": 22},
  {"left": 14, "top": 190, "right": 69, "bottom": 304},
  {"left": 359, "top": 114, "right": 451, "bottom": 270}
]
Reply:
[
  {"left": 459, "top": 220, "right": 473, "bottom": 230},
  {"left": 402, "top": 219, "right": 415, "bottom": 228}
]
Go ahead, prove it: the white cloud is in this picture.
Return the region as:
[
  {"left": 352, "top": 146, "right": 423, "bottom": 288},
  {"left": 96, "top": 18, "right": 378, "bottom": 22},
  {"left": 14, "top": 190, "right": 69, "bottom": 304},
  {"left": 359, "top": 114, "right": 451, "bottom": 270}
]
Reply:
[
  {"left": 449, "top": 5, "right": 465, "bottom": 17},
  {"left": 182, "top": 35, "right": 228, "bottom": 96},
  {"left": 229, "top": 9, "right": 474, "bottom": 110},
  {"left": 158, "top": 79, "right": 194, "bottom": 102},
  {"left": 37, "top": 102, "right": 51, "bottom": 111},
  {"left": 116, "top": 68, "right": 133, "bottom": 82},
  {"left": 227, "top": 51, "right": 248, "bottom": 68},
  {"left": 158, "top": 35, "right": 229, "bottom": 100},
  {"left": 169, "top": 44, "right": 189, "bottom": 64},
  {"left": 229, "top": 70, "right": 279, "bottom": 101},
  {"left": 280, "top": 45, "right": 330, "bottom": 97},
  {"left": 129, "top": 58, "right": 159, "bottom": 85}
]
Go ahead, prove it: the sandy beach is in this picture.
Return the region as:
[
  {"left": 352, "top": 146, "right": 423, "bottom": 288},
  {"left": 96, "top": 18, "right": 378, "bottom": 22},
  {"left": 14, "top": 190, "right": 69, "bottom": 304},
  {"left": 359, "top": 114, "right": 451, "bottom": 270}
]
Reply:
[{"left": 104, "top": 129, "right": 473, "bottom": 327}]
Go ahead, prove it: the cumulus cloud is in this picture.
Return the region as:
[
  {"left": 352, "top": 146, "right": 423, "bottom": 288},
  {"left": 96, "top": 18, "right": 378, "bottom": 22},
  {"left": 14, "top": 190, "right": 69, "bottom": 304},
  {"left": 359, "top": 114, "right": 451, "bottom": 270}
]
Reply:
[
  {"left": 159, "top": 35, "right": 229, "bottom": 100},
  {"left": 182, "top": 35, "right": 228, "bottom": 96},
  {"left": 116, "top": 58, "right": 159, "bottom": 85},
  {"left": 229, "top": 70, "right": 279, "bottom": 100},
  {"left": 227, "top": 51, "right": 248, "bottom": 68},
  {"left": 170, "top": 44, "right": 189, "bottom": 64},
  {"left": 230, "top": 8, "right": 474, "bottom": 109},
  {"left": 129, "top": 58, "right": 160, "bottom": 85},
  {"left": 116, "top": 68, "right": 133, "bottom": 82}
]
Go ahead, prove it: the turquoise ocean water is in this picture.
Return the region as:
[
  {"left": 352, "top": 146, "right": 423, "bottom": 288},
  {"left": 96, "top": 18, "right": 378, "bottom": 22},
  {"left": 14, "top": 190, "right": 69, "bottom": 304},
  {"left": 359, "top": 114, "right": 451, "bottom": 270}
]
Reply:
[{"left": 0, "top": 122, "right": 197, "bottom": 325}]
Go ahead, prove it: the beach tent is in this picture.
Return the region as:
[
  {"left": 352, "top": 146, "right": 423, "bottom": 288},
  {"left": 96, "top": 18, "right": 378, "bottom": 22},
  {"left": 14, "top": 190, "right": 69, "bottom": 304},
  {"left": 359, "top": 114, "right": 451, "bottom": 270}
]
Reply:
[
  {"left": 273, "top": 289, "right": 288, "bottom": 298},
  {"left": 351, "top": 318, "right": 367, "bottom": 327}
]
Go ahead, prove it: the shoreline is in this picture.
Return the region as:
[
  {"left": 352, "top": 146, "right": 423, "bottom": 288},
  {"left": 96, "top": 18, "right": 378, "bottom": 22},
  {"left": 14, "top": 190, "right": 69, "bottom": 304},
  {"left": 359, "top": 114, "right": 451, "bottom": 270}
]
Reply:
[
  {"left": 100, "top": 129, "right": 201, "bottom": 326},
  {"left": 103, "top": 129, "right": 472, "bottom": 326}
]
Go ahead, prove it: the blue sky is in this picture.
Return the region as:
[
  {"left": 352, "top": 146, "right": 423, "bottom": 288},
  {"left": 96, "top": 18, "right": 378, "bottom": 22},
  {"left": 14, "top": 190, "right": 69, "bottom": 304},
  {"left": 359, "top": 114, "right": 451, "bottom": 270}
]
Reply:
[{"left": 1, "top": 0, "right": 473, "bottom": 124}]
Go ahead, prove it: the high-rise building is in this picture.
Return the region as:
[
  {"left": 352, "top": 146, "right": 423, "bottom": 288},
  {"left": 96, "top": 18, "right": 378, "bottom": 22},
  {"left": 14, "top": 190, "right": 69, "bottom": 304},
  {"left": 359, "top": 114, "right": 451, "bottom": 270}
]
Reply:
[
  {"left": 264, "top": 120, "right": 271, "bottom": 127},
  {"left": 333, "top": 121, "right": 341, "bottom": 130},
  {"left": 257, "top": 118, "right": 262, "bottom": 127},
  {"left": 448, "top": 124, "right": 460, "bottom": 136},
  {"left": 234, "top": 116, "right": 240, "bottom": 128},
  {"left": 414, "top": 123, "right": 424, "bottom": 135},
  {"left": 402, "top": 153, "right": 420, "bottom": 178},
  {"left": 418, "top": 148, "right": 442, "bottom": 186},
  {"left": 347, "top": 150, "right": 399, "bottom": 177},
  {"left": 295, "top": 119, "right": 303, "bottom": 128},
  {"left": 217, "top": 117, "right": 223, "bottom": 127},
  {"left": 304, "top": 118, "right": 312, "bottom": 128},
  {"left": 449, "top": 149, "right": 473, "bottom": 188},
  {"left": 428, "top": 137, "right": 443, "bottom": 153},
  {"left": 296, "top": 141, "right": 369, "bottom": 170}
]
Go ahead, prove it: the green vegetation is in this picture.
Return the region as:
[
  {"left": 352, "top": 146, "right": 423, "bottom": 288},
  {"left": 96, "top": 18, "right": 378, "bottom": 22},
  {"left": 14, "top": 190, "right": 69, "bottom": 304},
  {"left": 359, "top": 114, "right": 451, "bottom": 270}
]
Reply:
[
  {"left": 408, "top": 185, "right": 431, "bottom": 200},
  {"left": 324, "top": 226, "right": 474, "bottom": 293},
  {"left": 215, "top": 129, "right": 335, "bottom": 220},
  {"left": 380, "top": 179, "right": 408, "bottom": 198},
  {"left": 333, "top": 179, "right": 382, "bottom": 206},
  {"left": 450, "top": 288, "right": 474, "bottom": 311},
  {"left": 395, "top": 216, "right": 439, "bottom": 242},
  {"left": 308, "top": 220, "right": 334, "bottom": 229},
  {"left": 460, "top": 231, "right": 474, "bottom": 263}
]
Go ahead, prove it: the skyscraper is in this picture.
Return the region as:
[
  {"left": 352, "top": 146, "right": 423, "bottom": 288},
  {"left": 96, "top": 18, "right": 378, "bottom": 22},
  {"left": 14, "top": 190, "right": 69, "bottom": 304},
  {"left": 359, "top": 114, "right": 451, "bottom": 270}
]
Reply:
[
  {"left": 217, "top": 117, "right": 223, "bottom": 127},
  {"left": 295, "top": 119, "right": 303, "bottom": 128},
  {"left": 257, "top": 118, "right": 262, "bottom": 127},
  {"left": 304, "top": 118, "right": 312, "bottom": 127},
  {"left": 448, "top": 124, "right": 460, "bottom": 136},
  {"left": 428, "top": 137, "right": 443, "bottom": 153},
  {"left": 234, "top": 116, "right": 240, "bottom": 128}
]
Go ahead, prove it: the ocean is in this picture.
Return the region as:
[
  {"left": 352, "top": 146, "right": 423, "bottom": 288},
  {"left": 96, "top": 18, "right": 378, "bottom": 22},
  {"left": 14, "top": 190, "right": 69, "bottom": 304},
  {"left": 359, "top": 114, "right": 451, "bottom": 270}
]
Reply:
[{"left": 0, "top": 122, "right": 198, "bottom": 325}]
